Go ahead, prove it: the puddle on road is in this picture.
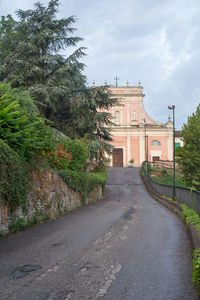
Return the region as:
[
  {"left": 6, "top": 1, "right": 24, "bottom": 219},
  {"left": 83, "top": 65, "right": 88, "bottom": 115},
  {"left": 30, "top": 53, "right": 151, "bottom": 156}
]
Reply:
[
  {"left": 12, "top": 265, "right": 41, "bottom": 278},
  {"left": 123, "top": 207, "right": 135, "bottom": 220}
]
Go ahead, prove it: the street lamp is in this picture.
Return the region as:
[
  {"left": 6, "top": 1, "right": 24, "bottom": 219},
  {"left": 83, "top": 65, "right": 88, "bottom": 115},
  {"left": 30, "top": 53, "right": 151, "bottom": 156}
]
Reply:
[
  {"left": 168, "top": 105, "right": 176, "bottom": 200},
  {"left": 143, "top": 119, "right": 148, "bottom": 179}
]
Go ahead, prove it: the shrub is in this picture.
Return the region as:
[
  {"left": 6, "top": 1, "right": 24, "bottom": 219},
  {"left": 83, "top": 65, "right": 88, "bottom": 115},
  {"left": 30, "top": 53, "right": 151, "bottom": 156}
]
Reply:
[
  {"left": 181, "top": 204, "right": 200, "bottom": 291},
  {"left": 0, "top": 83, "right": 55, "bottom": 159},
  {"left": 193, "top": 249, "right": 200, "bottom": 291},
  {"left": 60, "top": 139, "right": 88, "bottom": 171},
  {"left": 46, "top": 143, "right": 72, "bottom": 169},
  {"left": 0, "top": 139, "right": 28, "bottom": 210}
]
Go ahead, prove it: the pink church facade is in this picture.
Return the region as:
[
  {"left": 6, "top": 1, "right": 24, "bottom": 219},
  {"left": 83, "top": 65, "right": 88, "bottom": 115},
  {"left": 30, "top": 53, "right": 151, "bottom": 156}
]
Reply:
[{"left": 106, "top": 85, "right": 173, "bottom": 167}]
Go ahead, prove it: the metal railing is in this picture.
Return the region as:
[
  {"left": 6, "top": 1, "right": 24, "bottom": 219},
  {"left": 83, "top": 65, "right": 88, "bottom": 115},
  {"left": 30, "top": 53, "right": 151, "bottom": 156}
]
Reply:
[{"left": 141, "top": 162, "right": 200, "bottom": 215}]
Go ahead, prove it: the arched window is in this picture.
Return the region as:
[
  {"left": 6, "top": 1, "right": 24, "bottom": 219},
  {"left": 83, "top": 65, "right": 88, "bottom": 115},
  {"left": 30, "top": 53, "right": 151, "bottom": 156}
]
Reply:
[
  {"left": 151, "top": 140, "right": 161, "bottom": 146},
  {"left": 132, "top": 112, "right": 137, "bottom": 121},
  {"left": 114, "top": 111, "right": 120, "bottom": 125}
]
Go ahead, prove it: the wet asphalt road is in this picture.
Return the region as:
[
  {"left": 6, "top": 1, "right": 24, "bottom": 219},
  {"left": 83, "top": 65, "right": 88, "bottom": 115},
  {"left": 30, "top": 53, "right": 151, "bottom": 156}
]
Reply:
[{"left": 0, "top": 167, "right": 198, "bottom": 299}]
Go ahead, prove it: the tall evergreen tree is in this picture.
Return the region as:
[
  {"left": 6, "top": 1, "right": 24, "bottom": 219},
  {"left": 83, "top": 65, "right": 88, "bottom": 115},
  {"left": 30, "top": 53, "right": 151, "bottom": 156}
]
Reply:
[
  {"left": 68, "top": 85, "right": 119, "bottom": 165},
  {"left": 0, "top": 0, "right": 86, "bottom": 123},
  {"left": 0, "top": 1, "right": 120, "bottom": 166}
]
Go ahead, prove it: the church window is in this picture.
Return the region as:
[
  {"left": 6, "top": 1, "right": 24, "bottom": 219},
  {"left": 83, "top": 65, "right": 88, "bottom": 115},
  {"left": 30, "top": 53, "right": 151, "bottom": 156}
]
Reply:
[
  {"left": 151, "top": 140, "right": 161, "bottom": 146},
  {"left": 132, "top": 112, "right": 137, "bottom": 121},
  {"left": 114, "top": 111, "right": 120, "bottom": 125}
]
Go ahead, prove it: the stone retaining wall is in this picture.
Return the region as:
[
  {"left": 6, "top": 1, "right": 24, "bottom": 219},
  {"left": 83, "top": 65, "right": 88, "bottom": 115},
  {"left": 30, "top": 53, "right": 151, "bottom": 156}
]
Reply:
[{"left": 0, "top": 168, "right": 103, "bottom": 234}]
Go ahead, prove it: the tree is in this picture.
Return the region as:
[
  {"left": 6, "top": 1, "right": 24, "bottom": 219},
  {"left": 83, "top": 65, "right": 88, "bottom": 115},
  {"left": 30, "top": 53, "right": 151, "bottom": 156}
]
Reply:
[
  {"left": 0, "top": 1, "right": 119, "bottom": 166},
  {"left": 176, "top": 104, "right": 200, "bottom": 188},
  {"left": 0, "top": 0, "right": 86, "bottom": 124},
  {"left": 0, "top": 15, "right": 18, "bottom": 65},
  {"left": 68, "top": 85, "right": 119, "bottom": 166}
]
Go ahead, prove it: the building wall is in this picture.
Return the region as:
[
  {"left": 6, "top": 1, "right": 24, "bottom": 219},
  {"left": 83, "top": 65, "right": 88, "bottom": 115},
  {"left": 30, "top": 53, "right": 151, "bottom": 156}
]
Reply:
[{"left": 106, "top": 85, "right": 173, "bottom": 167}]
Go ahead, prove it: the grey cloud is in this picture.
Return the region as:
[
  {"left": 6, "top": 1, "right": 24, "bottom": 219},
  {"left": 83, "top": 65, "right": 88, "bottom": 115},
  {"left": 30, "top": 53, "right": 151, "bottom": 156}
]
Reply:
[{"left": 1, "top": 0, "right": 200, "bottom": 129}]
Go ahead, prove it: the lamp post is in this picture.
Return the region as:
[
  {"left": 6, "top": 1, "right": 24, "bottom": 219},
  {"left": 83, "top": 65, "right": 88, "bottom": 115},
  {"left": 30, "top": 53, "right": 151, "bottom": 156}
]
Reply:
[
  {"left": 143, "top": 119, "right": 148, "bottom": 179},
  {"left": 168, "top": 105, "right": 176, "bottom": 200}
]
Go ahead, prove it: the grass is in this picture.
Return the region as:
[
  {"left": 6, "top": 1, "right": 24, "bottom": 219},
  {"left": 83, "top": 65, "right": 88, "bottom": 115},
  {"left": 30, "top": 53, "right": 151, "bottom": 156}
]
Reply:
[{"left": 149, "top": 166, "right": 188, "bottom": 188}]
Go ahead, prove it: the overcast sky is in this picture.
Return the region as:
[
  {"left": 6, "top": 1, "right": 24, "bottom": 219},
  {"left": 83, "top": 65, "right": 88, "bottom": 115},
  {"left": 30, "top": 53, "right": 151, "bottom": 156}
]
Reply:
[{"left": 1, "top": 0, "right": 200, "bottom": 129}]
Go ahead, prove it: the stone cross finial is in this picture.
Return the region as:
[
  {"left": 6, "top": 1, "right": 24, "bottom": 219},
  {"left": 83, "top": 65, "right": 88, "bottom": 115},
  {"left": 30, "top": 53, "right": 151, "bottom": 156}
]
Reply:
[
  {"left": 92, "top": 80, "right": 95, "bottom": 87},
  {"left": 113, "top": 76, "right": 119, "bottom": 86},
  {"left": 138, "top": 80, "right": 141, "bottom": 86},
  {"left": 126, "top": 80, "right": 129, "bottom": 86},
  {"left": 104, "top": 80, "right": 107, "bottom": 85}
]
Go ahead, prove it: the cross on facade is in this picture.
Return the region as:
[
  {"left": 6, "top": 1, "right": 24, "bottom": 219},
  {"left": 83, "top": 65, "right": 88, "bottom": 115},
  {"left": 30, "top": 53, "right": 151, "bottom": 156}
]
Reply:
[
  {"left": 113, "top": 76, "right": 119, "bottom": 86},
  {"left": 126, "top": 80, "right": 129, "bottom": 86},
  {"left": 138, "top": 80, "right": 141, "bottom": 86}
]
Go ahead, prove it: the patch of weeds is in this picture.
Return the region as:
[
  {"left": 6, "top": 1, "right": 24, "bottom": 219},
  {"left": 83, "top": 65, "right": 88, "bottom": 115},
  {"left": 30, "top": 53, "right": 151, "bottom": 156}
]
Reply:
[
  {"left": 193, "top": 249, "right": 200, "bottom": 292},
  {"left": 63, "top": 207, "right": 68, "bottom": 214},
  {"left": 181, "top": 204, "right": 200, "bottom": 228},
  {"left": 9, "top": 212, "right": 50, "bottom": 233},
  {"left": 9, "top": 218, "right": 27, "bottom": 233},
  {"left": 0, "top": 231, "right": 5, "bottom": 238},
  {"left": 181, "top": 204, "right": 200, "bottom": 292},
  {"left": 161, "top": 194, "right": 178, "bottom": 203},
  {"left": 41, "top": 214, "right": 50, "bottom": 222}
]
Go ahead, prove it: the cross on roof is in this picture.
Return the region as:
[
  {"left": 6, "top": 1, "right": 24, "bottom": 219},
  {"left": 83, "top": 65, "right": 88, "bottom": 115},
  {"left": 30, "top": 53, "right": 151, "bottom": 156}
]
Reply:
[
  {"left": 113, "top": 76, "right": 119, "bottom": 86},
  {"left": 138, "top": 80, "right": 141, "bottom": 86},
  {"left": 104, "top": 80, "right": 107, "bottom": 85},
  {"left": 92, "top": 80, "right": 95, "bottom": 86},
  {"left": 126, "top": 80, "right": 129, "bottom": 86}
]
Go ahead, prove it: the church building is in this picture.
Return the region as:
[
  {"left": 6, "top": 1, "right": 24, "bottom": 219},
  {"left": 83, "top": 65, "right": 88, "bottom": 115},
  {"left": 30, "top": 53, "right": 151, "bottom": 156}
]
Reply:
[{"left": 106, "top": 84, "right": 174, "bottom": 167}]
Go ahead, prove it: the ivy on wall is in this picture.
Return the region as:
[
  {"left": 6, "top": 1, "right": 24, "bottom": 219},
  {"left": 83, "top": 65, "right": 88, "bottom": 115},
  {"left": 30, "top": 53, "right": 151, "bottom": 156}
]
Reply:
[
  {"left": 0, "top": 139, "right": 28, "bottom": 210},
  {"left": 58, "top": 168, "right": 107, "bottom": 202}
]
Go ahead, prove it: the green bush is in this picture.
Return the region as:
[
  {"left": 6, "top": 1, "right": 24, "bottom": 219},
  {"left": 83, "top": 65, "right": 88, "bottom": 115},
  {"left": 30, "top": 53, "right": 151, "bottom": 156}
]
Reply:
[
  {"left": 44, "top": 138, "right": 88, "bottom": 171},
  {"left": 0, "top": 139, "right": 28, "bottom": 210},
  {"left": 57, "top": 168, "right": 107, "bottom": 202},
  {"left": 181, "top": 204, "right": 200, "bottom": 232},
  {"left": 0, "top": 83, "right": 55, "bottom": 159},
  {"left": 181, "top": 204, "right": 200, "bottom": 291},
  {"left": 59, "top": 139, "right": 88, "bottom": 171},
  {"left": 45, "top": 143, "right": 72, "bottom": 169},
  {"left": 193, "top": 249, "right": 200, "bottom": 291}
]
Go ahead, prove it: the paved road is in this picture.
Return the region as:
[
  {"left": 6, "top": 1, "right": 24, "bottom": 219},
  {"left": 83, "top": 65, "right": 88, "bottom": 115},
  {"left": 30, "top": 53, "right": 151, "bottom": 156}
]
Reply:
[{"left": 0, "top": 168, "right": 198, "bottom": 299}]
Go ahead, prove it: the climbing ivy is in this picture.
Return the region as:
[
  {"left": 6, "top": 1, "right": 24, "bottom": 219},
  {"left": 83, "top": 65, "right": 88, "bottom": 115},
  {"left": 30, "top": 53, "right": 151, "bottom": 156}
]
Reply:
[
  {"left": 0, "top": 139, "right": 28, "bottom": 210},
  {"left": 57, "top": 168, "right": 107, "bottom": 203}
]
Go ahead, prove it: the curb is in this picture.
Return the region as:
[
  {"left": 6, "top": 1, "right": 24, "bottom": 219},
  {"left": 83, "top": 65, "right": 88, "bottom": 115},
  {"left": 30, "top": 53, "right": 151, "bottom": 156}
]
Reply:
[{"left": 140, "top": 170, "right": 200, "bottom": 251}]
